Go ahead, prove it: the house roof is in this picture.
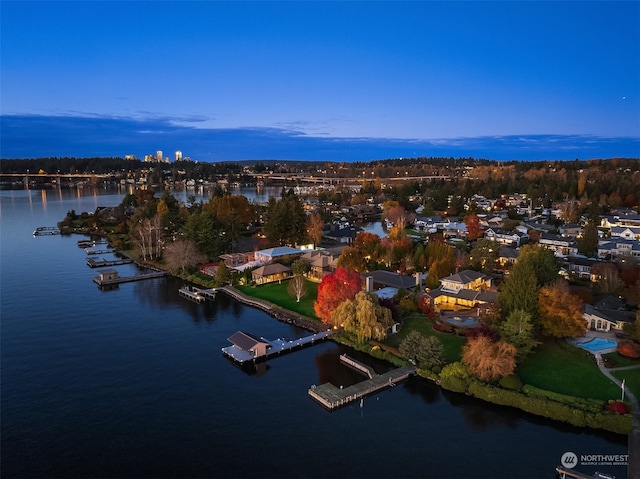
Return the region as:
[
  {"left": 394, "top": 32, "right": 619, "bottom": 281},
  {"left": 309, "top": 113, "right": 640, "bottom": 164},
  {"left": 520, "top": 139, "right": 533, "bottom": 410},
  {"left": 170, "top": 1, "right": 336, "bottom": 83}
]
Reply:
[
  {"left": 228, "top": 331, "right": 271, "bottom": 351},
  {"left": 255, "top": 246, "right": 302, "bottom": 258},
  {"left": 363, "top": 270, "right": 417, "bottom": 290},
  {"left": 498, "top": 246, "right": 519, "bottom": 259},
  {"left": 441, "top": 269, "right": 487, "bottom": 285},
  {"left": 252, "top": 263, "right": 291, "bottom": 277}
]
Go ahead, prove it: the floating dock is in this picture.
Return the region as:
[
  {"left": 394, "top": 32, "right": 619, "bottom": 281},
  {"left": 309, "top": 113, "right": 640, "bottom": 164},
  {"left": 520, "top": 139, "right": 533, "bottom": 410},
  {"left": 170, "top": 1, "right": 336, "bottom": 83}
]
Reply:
[
  {"left": 222, "top": 330, "right": 332, "bottom": 364},
  {"left": 85, "top": 248, "right": 114, "bottom": 255},
  {"left": 87, "top": 257, "right": 134, "bottom": 268},
  {"left": 309, "top": 363, "right": 416, "bottom": 410},
  {"left": 178, "top": 286, "right": 217, "bottom": 303},
  {"left": 33, "top": 226, "right": 60, "bottom": 236}
]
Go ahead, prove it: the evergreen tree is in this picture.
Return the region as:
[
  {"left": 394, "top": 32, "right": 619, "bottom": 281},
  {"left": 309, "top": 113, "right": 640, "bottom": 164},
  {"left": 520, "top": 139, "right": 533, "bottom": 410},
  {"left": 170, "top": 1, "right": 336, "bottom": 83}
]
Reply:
[
  {"left": 578, "top": 221, "right": 599, "bottom": 257},
  {"left": 499, "top": 260, "right": 539, "bottom": 319},
  {"left": 498, "top": 309, "right": 539, "bottom": 361}
]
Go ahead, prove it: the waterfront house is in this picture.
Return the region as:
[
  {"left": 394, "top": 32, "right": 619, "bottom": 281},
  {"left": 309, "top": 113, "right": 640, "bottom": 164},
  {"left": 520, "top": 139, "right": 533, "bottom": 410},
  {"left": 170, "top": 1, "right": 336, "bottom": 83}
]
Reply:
[
  {"left": 251, "top": 263, "right": 292, "bottom": 285},
  {"left": 583, "top": 296, "right": 636, "bottom": 332},
  {"left": 300, "top": 250, "right": 339, "bottom": 280},
  {"left": 426, "top": 270, "right": 496, "bottom": 310}
]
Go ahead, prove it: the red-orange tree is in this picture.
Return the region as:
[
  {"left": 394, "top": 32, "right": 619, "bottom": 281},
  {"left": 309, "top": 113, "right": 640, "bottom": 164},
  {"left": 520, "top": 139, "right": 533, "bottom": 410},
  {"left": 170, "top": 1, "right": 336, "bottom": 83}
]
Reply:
[
  {"left": 313, "top": 267, "right": 362, "bottom": 326},
  {"left": 462, "top": 335, "right": 517, "bottom": 382},
  {"left": 538, "top": 279, "right": 586, "bottom": 338}
]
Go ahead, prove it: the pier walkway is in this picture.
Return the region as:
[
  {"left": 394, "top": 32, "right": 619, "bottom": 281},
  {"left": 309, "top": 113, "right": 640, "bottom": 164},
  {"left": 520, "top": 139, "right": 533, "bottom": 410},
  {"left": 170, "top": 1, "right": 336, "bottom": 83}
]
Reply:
[
  {"left": 222, "top": 330, "right": 332, "bottom": 364},
  {"left": 93, "top": 271, "right": 168, "bottom": 286},
  {"left": 309, "top": 364, "right": 416, "bottom": 410}
]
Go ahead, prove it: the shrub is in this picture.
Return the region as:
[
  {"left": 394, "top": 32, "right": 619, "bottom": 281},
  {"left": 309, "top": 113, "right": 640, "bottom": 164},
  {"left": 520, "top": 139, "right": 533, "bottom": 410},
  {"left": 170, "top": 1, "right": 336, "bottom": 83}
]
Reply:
[
  {"left": 606, "top": 401, "right": 630, "bottom": 414},
  {"left": 499, "top": 374, "right": 523, "bottom": 391},
  {"left": 617, "top": 340, "right": 640, "bottom": 359}
]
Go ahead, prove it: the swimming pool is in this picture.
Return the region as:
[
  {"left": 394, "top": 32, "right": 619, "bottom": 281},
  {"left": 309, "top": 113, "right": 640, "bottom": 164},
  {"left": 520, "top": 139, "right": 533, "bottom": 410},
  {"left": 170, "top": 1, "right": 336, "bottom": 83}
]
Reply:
[
  {"left": 577, "top": 337, "right": 617, "bottom": 352},
  {"left": 446, "top": 316, "right": 480, "bottom": 328}
]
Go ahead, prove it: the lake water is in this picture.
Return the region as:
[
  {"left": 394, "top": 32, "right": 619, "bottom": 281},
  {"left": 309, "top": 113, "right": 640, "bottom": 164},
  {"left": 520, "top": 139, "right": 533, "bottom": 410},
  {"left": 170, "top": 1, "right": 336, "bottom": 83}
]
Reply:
[{"left": 0, "top": 186, "right": 629, "bottom": 478}]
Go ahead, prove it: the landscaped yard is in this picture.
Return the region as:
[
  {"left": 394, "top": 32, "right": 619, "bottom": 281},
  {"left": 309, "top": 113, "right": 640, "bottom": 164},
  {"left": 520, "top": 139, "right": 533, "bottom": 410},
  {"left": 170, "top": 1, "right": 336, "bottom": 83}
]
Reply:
[
  {"left": 517, "top": 338, "right": 622, "bottom": 401},
  {"left": 238, "top": 279, "right": 319, "bottom": 320},
  {"left": 384, "top": 314, "right": 466, "bottom": 363},
  {"left": 602, "top": 351, "right": 640, "bottom": 368}
]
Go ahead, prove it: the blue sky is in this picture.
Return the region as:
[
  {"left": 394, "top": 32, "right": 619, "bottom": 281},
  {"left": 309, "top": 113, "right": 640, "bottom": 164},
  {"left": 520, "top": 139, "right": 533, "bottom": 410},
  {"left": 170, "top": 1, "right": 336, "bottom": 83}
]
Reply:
[{"left": 1, "top": 1, "right": 639, "bottom": 161}]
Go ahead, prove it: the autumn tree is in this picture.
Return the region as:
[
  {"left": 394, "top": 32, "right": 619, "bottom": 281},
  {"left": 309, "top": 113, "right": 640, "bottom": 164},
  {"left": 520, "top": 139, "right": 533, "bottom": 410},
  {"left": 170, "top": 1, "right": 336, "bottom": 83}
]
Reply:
[
  {"left": 306, "top": 213, "right": 324, "bottom": 248},
  {"left": 462, "top": 335, "right": 517, "bottom": 382},
  {"left": 399, "top": 331, "right": 444, "bottom": 370},
  {"left": 163, "top": 239, "right": 206, "bottom": 274},
  {"left": 313, "top": 267, "right": 362, "bottom": 326},
  {"left": 464, "top": 213, "right": 483, "bottom": 241},
  {"left": 287, "top": 275, "right": 307, "bottom": 303},
  {"left": 332, "top": 291, "right": 394, "bottom": 342},
  {"left": 337, "top": 246, "right": 367, "bottom": 273},
  {"left": 354, "top": 232, "right": 382, "bottom": 262},
  {"left": 498, "top": 309, "right": 539, "bottom": 361},
  {"left": 538, "top": 279, "right": 586, "bottom": 338},
  {"left": 205, "top": 195, "right": 256, "bottom": 250}
]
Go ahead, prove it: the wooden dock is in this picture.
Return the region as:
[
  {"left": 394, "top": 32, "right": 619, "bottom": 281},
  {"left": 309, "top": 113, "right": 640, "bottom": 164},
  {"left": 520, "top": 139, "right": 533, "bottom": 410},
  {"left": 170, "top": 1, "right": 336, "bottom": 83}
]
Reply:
[
  {"left": 309, "top": 363, "right": 416, "bottom": 410},
  {"left": 340, "top": 354, "right": 375, "bottom": 379},
  {"left": 85, "top": 248, "right": 113, "bottom": 255},
  {"left": 33, "top": 226, "right": 60, "bottom": 236},
  {"left": 93, "top": 271, "right": 168, "bottom": 286},
  {"left": 178, "top": 286, "right": 218, "bottom": 303},
  {"left": 222, "top": 330, "right": 332, "bottom": 364},
  {"left": 86, "top": 257, "right": 134, "bottom": 268}
]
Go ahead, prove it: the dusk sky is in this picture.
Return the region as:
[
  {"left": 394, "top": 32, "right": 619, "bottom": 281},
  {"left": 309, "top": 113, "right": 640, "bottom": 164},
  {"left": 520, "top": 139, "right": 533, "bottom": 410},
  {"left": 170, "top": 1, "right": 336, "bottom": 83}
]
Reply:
[{"left": 1, "top": 1, "right": 639, "bottom": 162}]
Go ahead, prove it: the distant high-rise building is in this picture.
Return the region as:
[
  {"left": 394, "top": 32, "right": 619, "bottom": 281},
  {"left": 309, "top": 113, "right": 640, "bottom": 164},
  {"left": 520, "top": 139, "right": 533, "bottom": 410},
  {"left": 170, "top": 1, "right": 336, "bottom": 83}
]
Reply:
[
  {"left": 125, "top": 154, "right": 136, "bottom": 161},
  {"left": 156, "top": 150, "right": 163, "bottom": 162},
  {"left": 175, "top": 150, "right": 182, "bottom": 162}
]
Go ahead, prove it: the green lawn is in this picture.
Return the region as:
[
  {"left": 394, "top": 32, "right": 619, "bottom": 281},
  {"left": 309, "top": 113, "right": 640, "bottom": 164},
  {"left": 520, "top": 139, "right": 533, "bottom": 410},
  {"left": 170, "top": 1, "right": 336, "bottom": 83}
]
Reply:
[
  {"left": 384, "top": 314, "right": 466, "bottom": 363},
  {"left": 238, "top": 279, "right": 319, "bottom": 319},
  {"left": 611, "top": 368, "right": 640, "bottom": 404},
  {"left": 517, "top": 338, "right": 621, "bottom": 401},
  {"left": 602, "top": 351, "right": 640, "bottom": 368}
]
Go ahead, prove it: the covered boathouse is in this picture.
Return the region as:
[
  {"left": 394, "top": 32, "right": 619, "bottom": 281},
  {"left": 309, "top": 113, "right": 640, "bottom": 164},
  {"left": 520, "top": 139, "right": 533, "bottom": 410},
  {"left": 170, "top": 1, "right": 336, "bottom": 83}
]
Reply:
[{"left": 225, "top": 331, "right": 271, "bottom": 362}]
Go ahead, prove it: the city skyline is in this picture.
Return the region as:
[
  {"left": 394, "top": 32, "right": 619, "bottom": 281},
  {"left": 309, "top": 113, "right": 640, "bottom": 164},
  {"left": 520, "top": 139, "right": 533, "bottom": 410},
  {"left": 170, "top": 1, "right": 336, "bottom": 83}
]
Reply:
[{"left": 1, "top": 1, "right": 639, "bottom": 161}]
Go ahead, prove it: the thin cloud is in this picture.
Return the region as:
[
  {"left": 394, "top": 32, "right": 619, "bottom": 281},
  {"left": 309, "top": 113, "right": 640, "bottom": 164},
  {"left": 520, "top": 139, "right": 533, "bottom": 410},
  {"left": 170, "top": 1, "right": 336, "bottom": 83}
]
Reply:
[{"left": 1, "top": 114, "right": 638, "bottom": 161}]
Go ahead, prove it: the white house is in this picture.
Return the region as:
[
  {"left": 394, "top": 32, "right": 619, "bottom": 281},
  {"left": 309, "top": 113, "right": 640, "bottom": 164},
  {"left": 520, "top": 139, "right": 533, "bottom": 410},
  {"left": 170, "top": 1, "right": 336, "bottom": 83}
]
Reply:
[{"left": 484, "top": 228, "right": 528, "bottom": 247}]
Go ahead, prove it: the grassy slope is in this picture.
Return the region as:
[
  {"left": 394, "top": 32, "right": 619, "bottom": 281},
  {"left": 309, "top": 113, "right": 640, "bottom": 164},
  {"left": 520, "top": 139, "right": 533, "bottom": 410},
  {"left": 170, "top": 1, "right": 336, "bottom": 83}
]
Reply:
[
  {"left": 517, "top": 338, "right": 621, "bottom": 401},
  {"left": 384, "top": 314, "right": 466, "bottom": 363},
  {"left": 238, "top": 279, "right": 319, "bottom": 320},
  {"left": 237, "top": 282, "right": 630, "bottom": 402}
]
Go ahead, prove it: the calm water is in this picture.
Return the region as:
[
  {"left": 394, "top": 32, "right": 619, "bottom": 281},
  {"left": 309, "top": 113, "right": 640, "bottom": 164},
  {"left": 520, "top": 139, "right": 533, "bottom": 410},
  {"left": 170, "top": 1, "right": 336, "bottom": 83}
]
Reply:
[{"left": 0, "top": 186, "right": 628, "bottom": 479}]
